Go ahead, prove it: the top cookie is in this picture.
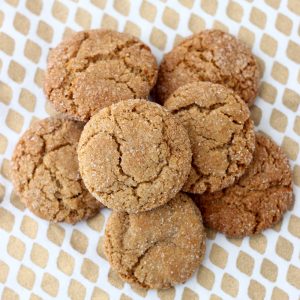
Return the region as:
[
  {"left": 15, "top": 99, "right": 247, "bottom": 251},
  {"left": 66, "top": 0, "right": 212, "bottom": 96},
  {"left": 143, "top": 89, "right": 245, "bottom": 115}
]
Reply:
[
  {"left": 164, "top": 82, "right": 255, "bottom": 194},
  {"left": 196, "top": 133, "right": 293, "bottom": 237},
  {"left": 104, "top": 192, "right": 206, "bottom": 289},
  {"left": 78, "top": 99, "right": 192, "bottom": 213},
  {"left": 154, "top": 29, "right": 260, "bottom": 105},
  {"left": 11, "top": 117, "right": 103, "bottom": 224},
  {"left": 44, "top": 29, "right": 158, "bottom": 121}
]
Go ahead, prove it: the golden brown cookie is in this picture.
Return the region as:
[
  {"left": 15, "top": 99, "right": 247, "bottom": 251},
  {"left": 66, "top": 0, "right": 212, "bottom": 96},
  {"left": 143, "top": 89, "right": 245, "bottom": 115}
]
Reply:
[
  {"left": 44, "top": 29, "right": 158, "bottom": 121},
  {"left": 164, "top": 82, "right": 255, "bottom": 194},
  {"left": 104, "top": 193, "right": 206, "bottom": 289},
  {"left": 78, "top": 99, "right": 192, "bottom": 213},
  {"left": 11, "top": 117, "right": 103, "bottom": 224},
  {"left": 195, "top": 133, "right": 293, "bottom": 238},
  {"left": 154, "top": 29, "right": 260, "bottom": 105}
]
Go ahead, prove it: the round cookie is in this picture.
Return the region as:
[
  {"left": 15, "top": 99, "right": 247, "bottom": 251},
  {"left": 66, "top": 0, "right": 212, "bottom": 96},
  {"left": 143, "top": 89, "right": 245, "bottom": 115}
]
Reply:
[
  {"left": 164, "top": 82, "right": 255, "bottom": 194},
  {"left": 104, "top": 193, "right": 206, "bottom": 289},
  {"left": 11, "top": 117, "right": 103, "bottom": 224},
  {"left": 78, "top": 99, "right": 192, "bottom": 213},
  {"left": 44, "top": 29, "right": 158, "bottom": 121},
  {"left": 154, "top": 29, "right": 260, "bottom": 106},
  {"left": 195, "top": 133, "right": 293, "bottom": 238}
]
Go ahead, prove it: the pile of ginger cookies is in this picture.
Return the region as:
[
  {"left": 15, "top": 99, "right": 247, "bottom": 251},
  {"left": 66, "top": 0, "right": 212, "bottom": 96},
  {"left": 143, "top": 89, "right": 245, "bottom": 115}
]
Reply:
[{"left": 11, "top": 29, "right": 293, "bottom": 289}]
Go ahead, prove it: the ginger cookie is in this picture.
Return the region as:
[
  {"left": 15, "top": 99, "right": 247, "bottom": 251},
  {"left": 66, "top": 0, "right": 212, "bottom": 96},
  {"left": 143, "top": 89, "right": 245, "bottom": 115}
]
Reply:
[
  {"left": 195, "top": 133, "right": 293, "bottom": 238},
  {"left": 104, "top": 193, "right": 206, "bottom": 289},
  {"left": 44, "top": 29, "right": 158, "bottom": 121},
  {"left": 164, "top": 82, "right": 255, "bottom": 194},
  {"left": 11, "top": 117, "right": 103, "bottom": 224},
  {"left": 78, "top": 99, "right": 192, "bottom": 213},
  {"left": 154, "top": 29, "right": 260, "bottom": 105}
]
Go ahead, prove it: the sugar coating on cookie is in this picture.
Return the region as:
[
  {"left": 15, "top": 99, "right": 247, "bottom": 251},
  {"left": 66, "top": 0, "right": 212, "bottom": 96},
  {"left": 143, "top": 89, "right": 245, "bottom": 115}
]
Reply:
[
  {"left": 155, "top": 29, "right": 260, "bottom": 106},
  {"left": 11, "top": 118, "right": 103, "bottom": 224},
  {"left": 104, "top": 193, "right": 206, "bottom": 289},
  {"left": 44, "top": 29, "right": 158, "bottom": 121},
  {"left": 164, "top": 82, "right": 255, "bottom": 194},
  {"left": 196, "top": 133, "right": 293, "bottom": 238},
  {"left": 78, "top": 99, "right": 192, "bottom": 213}
]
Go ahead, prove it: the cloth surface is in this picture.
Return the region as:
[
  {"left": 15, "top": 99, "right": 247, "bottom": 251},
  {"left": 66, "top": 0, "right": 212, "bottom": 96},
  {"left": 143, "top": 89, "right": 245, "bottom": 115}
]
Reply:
[{"left": 0, "top": 0, "right": 299, "bottom": 299}]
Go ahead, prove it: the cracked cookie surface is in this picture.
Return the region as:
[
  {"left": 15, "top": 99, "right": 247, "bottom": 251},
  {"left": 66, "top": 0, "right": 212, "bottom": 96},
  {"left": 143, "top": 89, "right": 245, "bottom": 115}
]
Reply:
[
  {"left": 164, "top": 82, "right": 255, "bottom": 194},
  {"left": 154, "top": 29, "right": 260, "bottom": 105},
  {"left": 11, "top": 117, "right": 103, "bottom": 224},
  {"left": 104, "top": 193, "right": 206, "bottom": 289},
  {"left": 44, "top": 29, "right": 158, "bottom": 121},
  {"left": 78, "top": 99, "right": 192, "bottom": 213},
  {"left": 195, "top": 133, "right": 293, "bottom": 238}
]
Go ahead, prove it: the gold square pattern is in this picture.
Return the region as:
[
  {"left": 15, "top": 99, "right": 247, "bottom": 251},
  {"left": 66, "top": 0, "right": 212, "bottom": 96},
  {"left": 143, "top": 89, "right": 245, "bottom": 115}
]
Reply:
[{"left": 0, "top": 1, "right": 299, "bottom": 299}]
